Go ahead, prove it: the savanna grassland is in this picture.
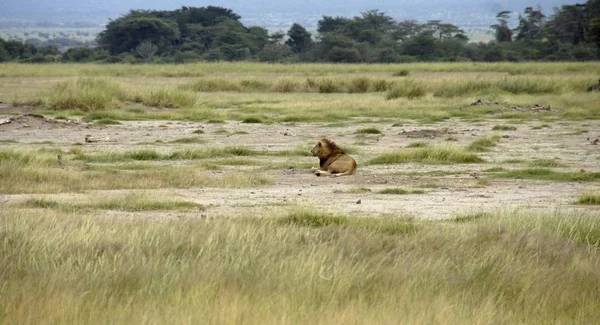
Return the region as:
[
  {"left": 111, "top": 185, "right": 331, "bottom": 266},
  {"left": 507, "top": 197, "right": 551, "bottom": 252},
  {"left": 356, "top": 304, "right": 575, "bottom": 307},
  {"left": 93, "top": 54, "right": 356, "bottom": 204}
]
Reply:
[{"left": 1, "top": 62, "right": 600, "bottom": 324}]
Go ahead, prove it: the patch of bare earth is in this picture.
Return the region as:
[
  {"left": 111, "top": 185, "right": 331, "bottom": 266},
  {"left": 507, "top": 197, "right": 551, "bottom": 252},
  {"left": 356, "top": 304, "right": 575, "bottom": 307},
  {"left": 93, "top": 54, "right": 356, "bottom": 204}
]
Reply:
[{"left": 2, "top": 107, "right": 598, "bottom": 220}]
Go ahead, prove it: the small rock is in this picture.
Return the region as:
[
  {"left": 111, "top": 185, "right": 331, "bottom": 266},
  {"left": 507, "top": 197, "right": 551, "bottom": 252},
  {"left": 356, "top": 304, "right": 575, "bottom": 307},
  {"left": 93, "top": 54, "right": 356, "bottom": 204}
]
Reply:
[{"left": 356, "top": 199, "right": 361, "bottom": 204}]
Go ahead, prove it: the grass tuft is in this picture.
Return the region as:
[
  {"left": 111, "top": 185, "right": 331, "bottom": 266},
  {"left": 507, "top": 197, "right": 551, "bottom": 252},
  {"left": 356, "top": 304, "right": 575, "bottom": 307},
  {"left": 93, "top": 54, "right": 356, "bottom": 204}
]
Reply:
[
  {"left": 577, "top": 192, "right": 600, "bottom": 205},
  {"left": 385, "top": 79, "right": 426, "bottom": 100},
  {"left": 492, "top": 168, "right": 600, "bottom": 182},
  {"left": 369, "top": 144, "right": 484, "bottom": 165},
  {"left": 47, "top": 77, "right": 127, "bottom": 111},
  {"left": 492, "top": 125, "right": 517, "bottom": 131},
  {"left": 355, "top": 127, "right": 381, "bottom": 134},
  {"left": 378, "top": 188, "right": 425, "bottom": 195},
  {"left": 467, "top": 135, "right": 501, "bottom": 152}
]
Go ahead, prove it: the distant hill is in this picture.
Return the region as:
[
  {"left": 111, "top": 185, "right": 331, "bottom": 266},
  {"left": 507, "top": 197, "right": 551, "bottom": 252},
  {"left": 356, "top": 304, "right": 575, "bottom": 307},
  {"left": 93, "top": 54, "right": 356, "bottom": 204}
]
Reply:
[{"left": 0, "top": 0, "right": 581, "bottom": 29}]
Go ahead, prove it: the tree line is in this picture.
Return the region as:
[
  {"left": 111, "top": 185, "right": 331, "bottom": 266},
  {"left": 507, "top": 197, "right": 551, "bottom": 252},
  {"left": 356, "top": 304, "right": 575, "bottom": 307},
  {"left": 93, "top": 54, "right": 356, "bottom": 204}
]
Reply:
[{"left": 1, "top": 1, "right": 599, "bottom": 63}]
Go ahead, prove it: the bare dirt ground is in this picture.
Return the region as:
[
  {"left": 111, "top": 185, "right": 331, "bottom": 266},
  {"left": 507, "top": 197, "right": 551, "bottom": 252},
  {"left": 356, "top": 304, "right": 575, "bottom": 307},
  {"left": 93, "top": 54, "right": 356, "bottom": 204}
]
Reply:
[{"left": 1, "top": 106, "right": 599, "bottom": 219}]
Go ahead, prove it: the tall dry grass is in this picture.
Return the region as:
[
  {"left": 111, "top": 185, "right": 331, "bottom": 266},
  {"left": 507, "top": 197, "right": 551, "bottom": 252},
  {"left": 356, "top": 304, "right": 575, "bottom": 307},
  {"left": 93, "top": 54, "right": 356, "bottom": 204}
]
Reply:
[{"left": 2, "top": 208, "right": 600, "bottom": 324}]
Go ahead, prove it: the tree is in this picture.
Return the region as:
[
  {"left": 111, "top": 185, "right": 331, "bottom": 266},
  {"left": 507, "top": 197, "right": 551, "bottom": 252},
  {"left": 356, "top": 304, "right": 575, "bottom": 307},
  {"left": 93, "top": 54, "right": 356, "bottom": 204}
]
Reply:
[
  {"left": 317, "top": 16, "right": 351, "bottom": 34},
  {"left": 515, "top": 7, "right": 546, "bottom": 41},
  {"left": 392, "top": 20, "right": 426, "bottom": 42},
  {"left": 426, "top": 21, "right": 466, "bottom": 41},
  {"left": 490, "top": 11, "right": 513, "bottom": 42},
  {"left": 590, "top": 17, "right": 600, "bottom": 46},
  {"left": 97, "top": 16, "right": 180, "bottom": 55},
  {"left": 286, "top": 23, "right": 313, "bottom": 53},
  {"left": 400, "top": 34, "right": 437, "bottom": 59},
  {"left": 136, "top": 41, "right": 158, "bottom": 61}
]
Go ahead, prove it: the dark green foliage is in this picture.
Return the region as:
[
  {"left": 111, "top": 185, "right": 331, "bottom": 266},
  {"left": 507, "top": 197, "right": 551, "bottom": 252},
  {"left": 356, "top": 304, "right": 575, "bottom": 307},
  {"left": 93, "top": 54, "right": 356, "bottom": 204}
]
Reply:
[
  {"left": 285, "top": 23, "right": 313, "bottom": 54},
  {"left": 2, "top": 1, "right": 600, "bottom": 63}
]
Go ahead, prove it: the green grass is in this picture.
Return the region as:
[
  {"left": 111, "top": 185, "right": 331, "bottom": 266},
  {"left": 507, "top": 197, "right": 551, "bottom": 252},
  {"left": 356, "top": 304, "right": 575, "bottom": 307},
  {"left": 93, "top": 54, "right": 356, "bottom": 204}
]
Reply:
[
  {"left": 528, "top": 159, "right": 568, "bottom": 168},
  {"left": 2, "top": 208, "right": 600, "bottom": 324},
  {"left": 169, "top": 137, "right": 205, "bottom": 144},
  {"left": 378, "top": 188, "right": 426, "bottom": 195},
  {"left": 532, "top": 123, "right": 551, "bottom": 129},
  {"left": 368, "top": 144, "right": 484, "bottom": 165},
  {"left": 74, "top": 147, "right": 258, "bottom": 163},
  {"left": 132, "top": 87, "right": 197, "bottom": 108},
  {"left": 17, "top": 194, "right": 203, "bottom": 212},
  {"left": 242, "top": 117, "right": 264, "bottom": 123},
  {"left": 407, "top": 141, "right": 429, "bottom": 148},
  {"left": 0, "top": 152, "right": 271, "bottom": 194},
  {"left": 392, "top": 69, "right": 410, "bottom": 77},
  {"left": 467, "top": 135, "right": 501, "bottom": 152},
  {"left": 491, "top": 168, "right": 600, "bottom": 182},
  {"left": 577, "top": 192, "right": 600, "bottom": 205},
  {"left": 492, "top": 125, "right": 517, "bottom": 131},
  {"left": 47, "top": 77, "right": 127, "bottom": 111},
  {"left": 355, "top": 127, "right": 381, "bottom": 134},
  {"left": 94, "top": 118, "right": 121, "bottom": 125},
  {"left": 385, "top": 79, "right": 426, "bottom": 100}
]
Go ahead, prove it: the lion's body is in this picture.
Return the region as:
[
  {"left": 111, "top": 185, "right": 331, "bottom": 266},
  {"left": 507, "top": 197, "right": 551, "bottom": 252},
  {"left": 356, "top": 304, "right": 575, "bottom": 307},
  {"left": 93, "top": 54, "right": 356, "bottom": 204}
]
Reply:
[{"left": 311, "top": 139, "right": 357, "bottom": 177}]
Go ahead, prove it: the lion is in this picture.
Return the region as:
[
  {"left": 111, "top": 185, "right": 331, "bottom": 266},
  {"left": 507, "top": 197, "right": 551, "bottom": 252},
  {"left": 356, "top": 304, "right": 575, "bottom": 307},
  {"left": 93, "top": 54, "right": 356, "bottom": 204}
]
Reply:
[{"left": 310, "top": 138, "right": 357, "bottom": 177}]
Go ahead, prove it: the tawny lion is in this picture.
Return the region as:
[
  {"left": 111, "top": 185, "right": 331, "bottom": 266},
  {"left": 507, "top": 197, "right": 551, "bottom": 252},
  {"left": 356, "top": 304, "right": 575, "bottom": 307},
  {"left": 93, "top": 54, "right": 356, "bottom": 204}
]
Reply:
[{"left": 311, "top": 138, "right": 357, "bottom": 177}]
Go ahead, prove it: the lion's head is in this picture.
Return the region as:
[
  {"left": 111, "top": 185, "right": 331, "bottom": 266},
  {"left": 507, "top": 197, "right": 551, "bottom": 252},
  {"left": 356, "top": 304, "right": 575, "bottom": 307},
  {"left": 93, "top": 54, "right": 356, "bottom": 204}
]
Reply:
[{"left": 311, "top": 138, "right": 344, "bottom": 159}]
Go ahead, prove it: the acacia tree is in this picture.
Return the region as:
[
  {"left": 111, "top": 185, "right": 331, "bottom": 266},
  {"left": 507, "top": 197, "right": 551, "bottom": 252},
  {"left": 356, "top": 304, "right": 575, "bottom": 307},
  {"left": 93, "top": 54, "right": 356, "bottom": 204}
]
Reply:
[
  {"left": 515, "top": 7, "right": 546, "bottom": 41},
  {"left": 286, "top": 23, "right": 313, "bottom": 53},
  {"left": 97, "top": 16, "right": 180, "bottom": 55},
  {"left": 491, "top": 11, "right": 513, "bottom": 42}
]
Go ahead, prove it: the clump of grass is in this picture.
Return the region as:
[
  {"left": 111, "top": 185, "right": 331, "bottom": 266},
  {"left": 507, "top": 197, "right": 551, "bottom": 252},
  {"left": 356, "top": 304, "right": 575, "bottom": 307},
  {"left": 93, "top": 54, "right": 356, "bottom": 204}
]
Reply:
[
  {"left": 445, "top": 137, "right": 458, "bottom": 141},
  {"left": 94, "top": 118, "right": 121, "bottom": 125},
  {"left": 169, "top": 137, "right": 204, "bottom": 144},
  {"left": 242, "top": 117, "right": 264, "bottom": 123},
  {"left": 307, "top": 77, "right": 342, "bottom": 93},
  {"left": 491, "top": 168, "right": 600, "bottom": 182},
  {"left": 192, "top": 129, "right": 205, "bottom": 134},
  {"left": 272, "top": 79, "right": 302, "bottom": 93},
  {"left": 368, "top": 144, "right": 484, "bottom": 164},
  {"left": 467, "top": 135, "right": 501, "bottom": 152},
  {"left": 532, "top": 124, "right": 551, "bottom": 130},
  {"left": 492, "top": 125, "right": 517, "bottom": 131},
  {"left": 577, "top": 192, "right": 600, "bottom": 205},
  {"left": 407, "top": 141, "right": 429, "bottom": 148},
  {"left": 528, "top": 159, "right": 567, "bottom": 168},
  {"left": 184, "top": 78, "right": 242, "bottom": 92},
  {"left": 281, "top": 210, "right": 348, "bottom": 227},
  {"left": 385, "top": 79, "right": 426, "bottom": 100},
  {"left": 392, "top": 69, "right": 410, "bottom": 77},
  {"left": 18, "top": 194, "right": 203, "bottom": 212},
  {"left": 134, "top": 88, "right": 197, "bottom": 108},
  {"left": 449, "top": 212, "right": 492, "bottom": 223},
  {"left": 348, "top": 77, "right": 371, "bottom": 93},
  {"left": 432, "top": 80, "right": 493, "bottom": 98},
  {"left": 47, "top": 77, "right": 127, "bottom": 111},
  {"left": 372, "top": 79, "right": 390, "bottom": 91},
  {"left": 378, "top": 188, "right": 425, "bottom": 195},
  {"left": 355, "top": 127, "right": 381, "bottom": 134},
  {"left": 498, "top": 77, "right": 560, "bottom": 94},
  {"left": 240, "top": 78, "right": 271, "bottom": 91}
]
